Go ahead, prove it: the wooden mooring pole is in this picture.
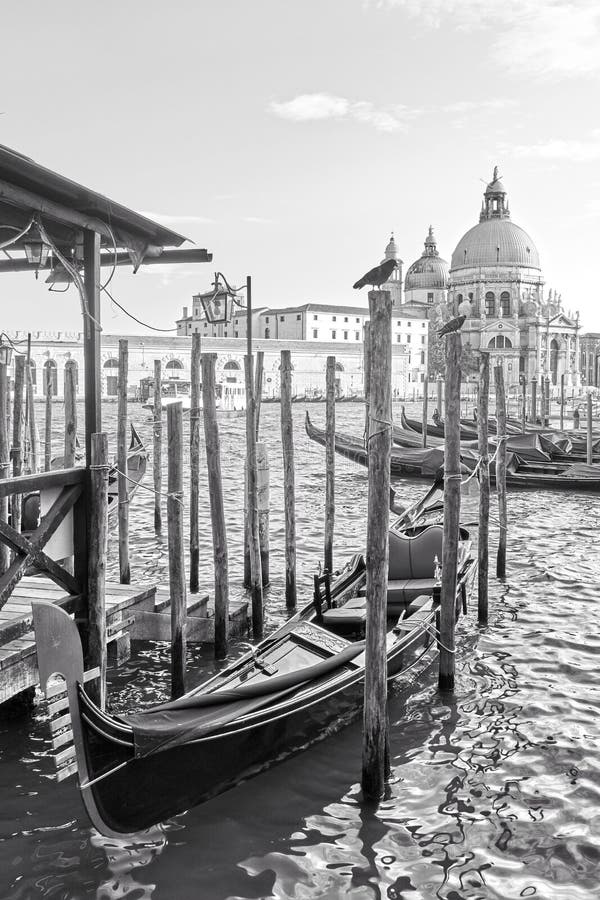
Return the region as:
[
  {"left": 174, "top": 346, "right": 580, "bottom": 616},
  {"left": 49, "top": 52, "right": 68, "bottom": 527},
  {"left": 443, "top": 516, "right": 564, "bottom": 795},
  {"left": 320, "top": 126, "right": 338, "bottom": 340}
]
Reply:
[
  {"left": 44, "top": 364, "right": 53, "bottom": 471},
  {"left": 587, "top": 392, "right": 593, "bottom": 465},
  {"left": 0, "top": 363, "right": 9, "bottom": 574},
  {"left": 521, "top": 374, "right": 527, "bottom": 433},
  {"left": 255, "top": 350, "right": 264, "bottom": 440},
  {"left": 64, "top": 359, "right": 78, "bottom": 469},
  {"left": 11, "top": 354, "right": 25, "bottom": 534},
  {"left": 421, "top": 375, "right": 429, "bottom": 448},
  {"left": 531, "top": 377, "right": 537, "bottom": 423},
  {"left": 363, "top": 322, "right": 371, "bottom": 445},
  {"left": 88, "top": 432, "right": 109, "bottom": 709},
  {"left": 245, "top": 356, "right": 263, "bottom": 639},
  {"left": 189, "top": 333, "right": 201, "bottom": 593},
  {"left": 153, "top": 360, "right": 162, "bottom": 531},
  {"left": 362, "top": 289, "right": 392, "bottom": 800},
  {"left": 439, "top": 333, "right": 462, "bottom": 692},
  {"left": 324, "top": 355, "right": 335, "bottom": 573},
  {"left": 117, "top": 339, "right": 130, "bottom": 584},
  {"left": 477, "top": 353, "right": 490, "bottom": 625},
  {"left": 559, "top": 373, "right": 565, "bottom": 432},
  {"left": 167, "top": 401, "right": 187, "bottom": 695},
  {"left": 280, "top": 349, "right": 297, "bottom": 610},
  {"left": 437, "top": 374, "right": 444, "bottom": 421},
  {"left": 495, "top": 364, "right": 508, "bottom": 578},
  {"left": 202, "top": 354, "right": 229, "bottom": 658},
  {"left": 25, "top": 345, "right": 39, "bottom": 474}
]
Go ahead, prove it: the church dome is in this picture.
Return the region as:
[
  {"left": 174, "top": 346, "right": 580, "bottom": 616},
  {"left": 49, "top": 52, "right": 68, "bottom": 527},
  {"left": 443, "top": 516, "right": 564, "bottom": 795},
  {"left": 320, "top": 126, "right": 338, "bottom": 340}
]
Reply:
[
  {"left": 405, "top": 226, "right": 449, "bottom": 290},
  {"left": 382, "top": 232, "right": 401, "bottom": 262},
  {"left": 450, "top": 218, "right": 540, "bottom": 271},
  {"left": 450, "top": 167, "right": 541, "bottom": 272}
]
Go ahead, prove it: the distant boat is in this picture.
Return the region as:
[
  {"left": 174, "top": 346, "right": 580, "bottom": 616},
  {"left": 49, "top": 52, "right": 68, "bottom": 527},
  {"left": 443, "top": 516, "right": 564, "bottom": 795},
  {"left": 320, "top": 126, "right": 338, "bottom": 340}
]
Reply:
[{"left": 142, "top": 381, "right": 246, "bottom": 413}]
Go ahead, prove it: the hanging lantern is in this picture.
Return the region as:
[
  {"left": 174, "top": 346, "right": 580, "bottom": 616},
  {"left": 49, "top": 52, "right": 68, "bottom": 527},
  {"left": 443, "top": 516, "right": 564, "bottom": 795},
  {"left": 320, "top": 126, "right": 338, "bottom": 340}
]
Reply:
[
  {"left": 23, "top": 223, "right": 50, "bottom": 277},
  {"left": 0, "top": 335, "right": 13, "bottom": 367},
  {"left": 195, "top": 285, "right": 232, "bottom": 325}
]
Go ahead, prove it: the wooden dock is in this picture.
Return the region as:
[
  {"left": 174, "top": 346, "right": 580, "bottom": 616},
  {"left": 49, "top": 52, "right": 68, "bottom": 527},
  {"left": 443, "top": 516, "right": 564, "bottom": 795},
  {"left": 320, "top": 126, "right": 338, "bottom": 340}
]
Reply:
[{"left": 0, "top": 576, "right": 249, "bottom": 708}]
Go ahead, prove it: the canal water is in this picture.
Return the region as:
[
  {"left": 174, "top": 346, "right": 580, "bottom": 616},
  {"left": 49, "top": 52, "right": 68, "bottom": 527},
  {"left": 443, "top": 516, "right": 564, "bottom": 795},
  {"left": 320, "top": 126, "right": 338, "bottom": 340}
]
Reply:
[{"left": 1, "top": 400, "right": 599, "bottom": 899}]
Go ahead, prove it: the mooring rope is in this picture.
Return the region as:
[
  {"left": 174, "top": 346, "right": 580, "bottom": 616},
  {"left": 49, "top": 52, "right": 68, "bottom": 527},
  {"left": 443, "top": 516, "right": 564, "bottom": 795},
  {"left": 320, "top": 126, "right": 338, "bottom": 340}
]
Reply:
[{"left": 113, "top": 467, "right": 184, "bottom": 505}]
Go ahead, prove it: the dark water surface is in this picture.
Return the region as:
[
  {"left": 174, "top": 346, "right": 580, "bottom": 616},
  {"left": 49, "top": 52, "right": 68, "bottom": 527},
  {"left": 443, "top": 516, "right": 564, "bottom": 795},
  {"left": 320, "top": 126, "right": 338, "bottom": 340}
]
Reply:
[{"left": 1, "top": 401, "right": 599, "bottom": 899}]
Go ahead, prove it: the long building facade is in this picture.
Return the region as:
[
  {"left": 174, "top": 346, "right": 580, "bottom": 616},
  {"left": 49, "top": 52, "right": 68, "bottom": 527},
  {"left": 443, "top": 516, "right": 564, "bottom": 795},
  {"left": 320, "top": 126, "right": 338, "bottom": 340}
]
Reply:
[{"left": 4, "top": 331, "right": 423, "bottom": 401}]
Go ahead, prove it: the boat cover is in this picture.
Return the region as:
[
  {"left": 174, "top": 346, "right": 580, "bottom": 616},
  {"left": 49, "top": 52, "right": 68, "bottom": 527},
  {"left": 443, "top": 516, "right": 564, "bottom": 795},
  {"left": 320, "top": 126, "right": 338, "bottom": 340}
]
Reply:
[{"left": 125, "top": 640, "right": 366, "bottom": 757}]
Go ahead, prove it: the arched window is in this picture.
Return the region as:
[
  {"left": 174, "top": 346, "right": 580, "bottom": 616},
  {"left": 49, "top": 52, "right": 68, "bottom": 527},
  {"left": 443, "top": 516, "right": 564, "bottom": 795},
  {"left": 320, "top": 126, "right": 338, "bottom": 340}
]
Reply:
[
  {"left": 264, "top": 327, "right": 270, "bottom": 339},
  {"left": 103, "top": 358, "right": 119, "bottom": 368},
  {"left": 485, "top": 292, "right": 495, "bottom": 316},
  {"left": 335, "top": 362, "right": 344, "bottom": 372},
  {"left": 43, "top": 359, "right": 58, "bottom": 396},
  {"left": 165, "top": 359, "right": 183, "bottom": 378},
  {"left": 103, "top": 358, "right": 118, "bottom": 396},
  {"left": 457, "top": 293, "right": 463, "bottom": 303},
  {"left": 487, "top": 335, "right": 513, "bottom": 349},
  {"left": 223, "top": 360, "right": 241, "bottom": 371},
  {"left": 500, "top": 291, "right": 510, "bottom": 316}
]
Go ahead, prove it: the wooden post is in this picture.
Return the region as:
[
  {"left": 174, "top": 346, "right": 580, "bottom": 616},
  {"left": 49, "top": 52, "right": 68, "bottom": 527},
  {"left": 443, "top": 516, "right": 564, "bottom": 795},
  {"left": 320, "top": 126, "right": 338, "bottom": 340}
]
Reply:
[
  {"left": 0, "top": 363, "right": 9, "bottom": 574},
  {"left": 521, "top": 375, "right": 527, "bottom": 433},
  {"left": 117, "top": 339, "right": 130, "bottom": 584},
  {"left": 362, "top": 290, "right": 392, "bottom": 800},
  {"left": 587, "top": 392, "right": 593, "bottom": 465},
  {"left": 44, "top": 364, "right": 53, "bottom": 471},
  {"left": 324, "top": 355, "right": 336, "bottom": 573},
  {"left": 153, "top": 360, "right": 162, "bottom": 531},
  {"left": 201, "top": 355, "right": 229, "bottom": 658},
  {"left": 245, "top": 354, "right": 263, "bottom": 639},
  {"left": 559, "top": 372, "right": 565, "bottom": 432},
  {"left": 437, "top": 374, "right": 443, "bottom": 421},
  {"left": 421, "top": 375, "right": 429, "bottom": 448},
  {"left": 280, "top": 349, "right": 297, "bottom": 610},
  {"left": 167, "top": 402, "right": 187, "bottom": 694},
  {"left": 495, "top": 364, "right": 508, "bottom": 578},
  {"left": 25, "top": 358, "right": 38, "bottom": 474},
  {"left": 477, "top": 353, "right": 490, "bottom": 625},
  {"left": 255, "top": 350, "right": 264, "bottom": 440},
  {"left": 363, "top": 322, "right": 371, "bottom": 445},
  {"left": 189, "top": 333, "right": 201, "bottom": 593},
  {"left": 83, "top": 230, "right": 102, "bottom": 465},
  {"left": 87, "top": 432, "right": 109, "bottom": 709},
  {"left": 64, "top": 359, "right": 78, "bottom": 469},
  {"left": 439, "top": 333, "right": 462, "bottom": 692},
  {"left": 256, "top": 441, "right": 270, "bottom": 586},
  {"left": 11, "top": 354, "right": 25, "bottom": 534},
  {"left": 531, "top": 378, "right": 537, "bottom": 423},
  {"left": 544, "top": 376, "right": 551, "bottom": 426}
]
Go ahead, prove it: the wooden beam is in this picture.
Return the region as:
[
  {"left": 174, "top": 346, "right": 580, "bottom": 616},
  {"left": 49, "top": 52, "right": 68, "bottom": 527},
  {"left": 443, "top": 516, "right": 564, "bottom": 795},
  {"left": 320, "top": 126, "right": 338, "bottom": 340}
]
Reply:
[
  {"left": 83, "top": 230, "right": 101, "bottom": 465},
  {"left": 0, "top": 466, "right": 84, "bottom": 498},
  {"left": 0, "top": 247, "right": 213, "bottom": 274},
  {"left": 0, "top": 178, "right": 114, "bottom": 241}
]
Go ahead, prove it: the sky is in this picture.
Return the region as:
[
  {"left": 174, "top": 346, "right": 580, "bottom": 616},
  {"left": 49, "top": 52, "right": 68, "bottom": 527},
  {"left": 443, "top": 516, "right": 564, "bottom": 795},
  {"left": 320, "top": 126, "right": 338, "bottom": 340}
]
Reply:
[{"left": 1, "top": 0, "right": 599, "bottom": 334}]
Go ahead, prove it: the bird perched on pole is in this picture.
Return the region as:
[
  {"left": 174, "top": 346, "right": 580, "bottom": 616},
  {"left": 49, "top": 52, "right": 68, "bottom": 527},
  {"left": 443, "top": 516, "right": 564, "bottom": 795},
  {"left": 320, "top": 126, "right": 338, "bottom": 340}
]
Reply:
[
  {"left": 353, "top": 258, "right": 397, "bottom": 290},
  {"left": 438, "top": 315, "right": 466, "bottom": 338}
]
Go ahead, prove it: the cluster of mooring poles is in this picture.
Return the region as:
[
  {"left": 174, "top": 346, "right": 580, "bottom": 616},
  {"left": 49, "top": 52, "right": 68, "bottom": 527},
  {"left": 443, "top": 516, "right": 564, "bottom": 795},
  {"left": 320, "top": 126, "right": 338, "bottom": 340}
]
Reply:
[{"left": 356, "top": 290, "right": 519, "bottom": 798}]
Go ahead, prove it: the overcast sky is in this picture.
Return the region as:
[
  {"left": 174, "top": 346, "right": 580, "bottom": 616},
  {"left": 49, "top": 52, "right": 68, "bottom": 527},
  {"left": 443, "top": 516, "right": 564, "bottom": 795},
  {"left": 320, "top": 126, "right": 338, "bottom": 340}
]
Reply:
[{"left": 2, "top": 0, "right": 599, "bottom": 334}]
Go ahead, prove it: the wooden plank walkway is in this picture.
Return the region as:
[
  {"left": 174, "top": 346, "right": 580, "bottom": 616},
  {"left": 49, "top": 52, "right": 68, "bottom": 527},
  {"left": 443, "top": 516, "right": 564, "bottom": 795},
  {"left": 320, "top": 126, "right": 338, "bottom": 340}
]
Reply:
[
  {"left": 0, "top": 577, "right": 250, "bottom": 707},
  {"left": 0, "top": 576, "right": 156, "bottom": 706}
]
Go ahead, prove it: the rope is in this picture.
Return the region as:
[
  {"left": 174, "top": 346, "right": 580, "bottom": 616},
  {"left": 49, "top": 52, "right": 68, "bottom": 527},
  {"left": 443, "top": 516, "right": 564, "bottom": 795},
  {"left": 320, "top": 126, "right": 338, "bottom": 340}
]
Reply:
[{"left": 113, "top": 467, "right": 184, "bottom": 505}]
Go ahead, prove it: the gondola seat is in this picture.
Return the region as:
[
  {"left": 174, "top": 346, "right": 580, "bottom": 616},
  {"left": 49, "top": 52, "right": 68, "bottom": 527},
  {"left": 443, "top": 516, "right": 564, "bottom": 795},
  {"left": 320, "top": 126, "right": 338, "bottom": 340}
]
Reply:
[
  {"left": 321, "top": 596, "right": 367, "bottom": 635},
  {"left": 387, "top": 525, "right": 443, "bottom": 614}
]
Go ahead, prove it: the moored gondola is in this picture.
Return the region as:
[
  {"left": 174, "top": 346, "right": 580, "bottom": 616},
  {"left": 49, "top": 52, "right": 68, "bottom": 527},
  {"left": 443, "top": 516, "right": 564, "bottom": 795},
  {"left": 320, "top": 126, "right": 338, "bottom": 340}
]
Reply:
[{"left": 33, "top": 481, "right": 477, "bottom": 837}]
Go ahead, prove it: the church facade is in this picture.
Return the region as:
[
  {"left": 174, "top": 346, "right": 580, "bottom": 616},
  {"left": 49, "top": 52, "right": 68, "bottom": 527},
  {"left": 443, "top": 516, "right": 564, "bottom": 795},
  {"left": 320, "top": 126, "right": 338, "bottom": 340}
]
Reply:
[{"left": 396, "top": 168, "right": 582, "bottom": 392}]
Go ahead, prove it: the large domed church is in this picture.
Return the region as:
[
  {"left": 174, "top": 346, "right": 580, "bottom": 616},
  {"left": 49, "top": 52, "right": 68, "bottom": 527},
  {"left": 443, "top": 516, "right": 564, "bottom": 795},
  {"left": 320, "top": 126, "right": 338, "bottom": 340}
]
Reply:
[{"left": 394, "top": 168, "right": 582, "bottom": 391}]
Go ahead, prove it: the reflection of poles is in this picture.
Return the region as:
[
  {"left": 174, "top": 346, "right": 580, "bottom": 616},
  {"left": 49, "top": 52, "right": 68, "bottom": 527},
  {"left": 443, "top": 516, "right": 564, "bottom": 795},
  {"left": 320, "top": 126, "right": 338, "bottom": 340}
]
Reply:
[{"left": 245, "top": 276, "right": 263, "bottom": 638}]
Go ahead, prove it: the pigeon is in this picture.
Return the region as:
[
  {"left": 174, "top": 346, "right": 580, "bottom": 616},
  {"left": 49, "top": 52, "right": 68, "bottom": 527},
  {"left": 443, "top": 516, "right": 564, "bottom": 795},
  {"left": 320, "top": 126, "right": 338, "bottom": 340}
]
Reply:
[
  {"left": 353, "top": 258, "right": 397, "bottom": 290},
  {"left": 438, "top": 314, "right": 466, "bottom": 338}
]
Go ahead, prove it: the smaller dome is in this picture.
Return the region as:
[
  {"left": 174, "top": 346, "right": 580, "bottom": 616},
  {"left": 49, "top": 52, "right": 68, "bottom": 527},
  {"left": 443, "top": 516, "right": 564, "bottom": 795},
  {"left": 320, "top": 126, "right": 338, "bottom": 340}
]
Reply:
[{"left": 404, "top": 226, "right": 449, "bottom": 290}]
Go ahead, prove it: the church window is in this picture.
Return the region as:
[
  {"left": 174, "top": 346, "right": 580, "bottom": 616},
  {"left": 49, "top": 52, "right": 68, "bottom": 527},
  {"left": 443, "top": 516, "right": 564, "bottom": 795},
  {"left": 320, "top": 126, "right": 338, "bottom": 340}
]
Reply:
[
  {"left": 468, "top": 292, "right": 474, "bottom": 301},
  {"left": 500, "top": 291, "right": 510, "bottom": 316},
  {"left": 457, "top": 294, "right": 463, "bottom": 303},
  {"left": 427, "top": 293, "right": 434, "bottom": 304},
  {"left": 485, "top": 292, "right": 495, "bottom": 316},
  {"left": 487, "top": 335, "right": 512, "bottom": 349}
]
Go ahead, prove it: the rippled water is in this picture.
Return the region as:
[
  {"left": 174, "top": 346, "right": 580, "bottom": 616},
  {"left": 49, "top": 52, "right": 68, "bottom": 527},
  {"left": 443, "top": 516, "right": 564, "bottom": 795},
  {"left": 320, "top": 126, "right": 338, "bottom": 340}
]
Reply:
[{"left": 1, "top": 400, "right": 599, "bottom": 899}]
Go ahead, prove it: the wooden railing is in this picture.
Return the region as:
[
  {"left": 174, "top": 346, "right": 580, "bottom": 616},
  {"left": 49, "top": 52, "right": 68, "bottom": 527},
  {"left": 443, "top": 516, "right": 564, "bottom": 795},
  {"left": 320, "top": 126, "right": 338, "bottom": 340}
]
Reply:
[{"left": 0, "top": 467, "right": 87, "bottom": 612}]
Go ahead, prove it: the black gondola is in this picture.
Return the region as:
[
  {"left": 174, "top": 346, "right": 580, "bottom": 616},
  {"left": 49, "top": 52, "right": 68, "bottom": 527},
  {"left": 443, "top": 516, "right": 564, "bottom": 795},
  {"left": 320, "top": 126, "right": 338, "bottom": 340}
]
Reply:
[{"left": 33, "top": 481, "right": 477, "bottom": 837}]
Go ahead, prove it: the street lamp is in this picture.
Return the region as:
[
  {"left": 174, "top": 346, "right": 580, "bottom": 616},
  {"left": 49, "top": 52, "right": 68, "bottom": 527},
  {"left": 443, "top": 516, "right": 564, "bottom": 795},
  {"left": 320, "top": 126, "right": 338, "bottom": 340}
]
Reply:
[
  {"left": 195, "top": 272, "right": 246, "bottom": 325},
  {"left": 23, "top": 222, "right": 50, "bottom": 278}
]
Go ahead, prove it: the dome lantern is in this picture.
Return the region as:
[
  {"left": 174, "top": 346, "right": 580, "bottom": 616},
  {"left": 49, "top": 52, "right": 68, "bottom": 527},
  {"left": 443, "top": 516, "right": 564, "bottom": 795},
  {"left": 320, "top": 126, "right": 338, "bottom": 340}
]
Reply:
[{"left": 404, "top": 226, "right": 449, "bottom": 291}]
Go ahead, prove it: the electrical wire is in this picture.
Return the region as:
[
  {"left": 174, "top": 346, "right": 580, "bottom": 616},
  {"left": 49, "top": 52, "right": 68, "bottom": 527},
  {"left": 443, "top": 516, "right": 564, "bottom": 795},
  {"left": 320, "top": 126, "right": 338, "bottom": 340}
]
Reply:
[
  {"left": 101, "top": 285, "right": 177, "bottom": 332},
  {"left": 0, "top": 218, "right": 35, "bottom": 251}
]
